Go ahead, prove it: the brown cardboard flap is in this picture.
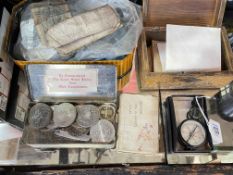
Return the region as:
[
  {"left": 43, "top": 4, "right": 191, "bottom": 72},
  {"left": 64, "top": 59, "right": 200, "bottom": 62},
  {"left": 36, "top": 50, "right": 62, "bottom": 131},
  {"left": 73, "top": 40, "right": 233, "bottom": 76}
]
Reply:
[{"left": 143, "top": 0, "right": 226, "bottom": 27}]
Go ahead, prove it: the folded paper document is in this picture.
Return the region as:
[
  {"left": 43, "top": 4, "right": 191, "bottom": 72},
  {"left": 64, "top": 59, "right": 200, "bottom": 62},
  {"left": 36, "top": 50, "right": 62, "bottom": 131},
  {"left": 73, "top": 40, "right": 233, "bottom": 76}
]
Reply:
[
  {"left": 46, "top": 5, "right": 122, "bottom": 54},
  {"left": 117, "top": 94, "right": 159, "bottom": 155}
]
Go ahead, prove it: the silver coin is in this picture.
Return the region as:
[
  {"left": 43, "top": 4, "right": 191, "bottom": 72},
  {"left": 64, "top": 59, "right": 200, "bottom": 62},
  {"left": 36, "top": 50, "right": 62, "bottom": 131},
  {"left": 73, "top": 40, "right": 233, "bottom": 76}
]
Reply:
[
  {"left": 54, "top": 130, "right": 90, "bottom": 142},
  {"left": 99, "top": 103, "right": 116, "bottom": 121},
  {"left": 90, "top": 119, "right": 115, "bottom": 143},
  {"left": 76, "top": 105, "right": 100, "bottom": 128},
  {"left": 28, "top": 103, "right": 52, "bottom": 129},
  {"left": 53, "top": 103, "right": 77, "bottom": 127},
  {"left": 64, "top": 124, "right": 89, "bottom": 137}
]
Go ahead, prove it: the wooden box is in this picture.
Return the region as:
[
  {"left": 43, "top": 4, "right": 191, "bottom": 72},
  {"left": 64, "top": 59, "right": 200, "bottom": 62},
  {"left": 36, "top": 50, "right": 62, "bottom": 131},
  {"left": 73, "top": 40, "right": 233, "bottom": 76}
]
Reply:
[{"left": 138, "top": 0, "right": 233, "bottom": 90}]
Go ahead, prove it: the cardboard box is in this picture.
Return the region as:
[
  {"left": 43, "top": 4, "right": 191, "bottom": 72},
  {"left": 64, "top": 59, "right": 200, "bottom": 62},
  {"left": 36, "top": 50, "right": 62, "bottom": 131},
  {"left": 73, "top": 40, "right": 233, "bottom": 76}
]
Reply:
[
  {"left": 5, "top": 0, "right": 134, "bottom": 90},
  {"left": 0, "top": 7, "right": 13, "bottom": 119},
  {"left": 138, "top": 0, "right": 233, "bottom": 90},
  {"left": 6, "top": 67, "right": 30, "bottom": 129}
]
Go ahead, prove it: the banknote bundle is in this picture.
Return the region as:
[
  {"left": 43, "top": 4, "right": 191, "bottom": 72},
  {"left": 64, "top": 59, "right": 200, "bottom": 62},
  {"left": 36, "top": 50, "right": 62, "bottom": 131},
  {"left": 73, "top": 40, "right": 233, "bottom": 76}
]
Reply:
[{"left": 30, "top": 1, "right": 121, "bottom": 55}]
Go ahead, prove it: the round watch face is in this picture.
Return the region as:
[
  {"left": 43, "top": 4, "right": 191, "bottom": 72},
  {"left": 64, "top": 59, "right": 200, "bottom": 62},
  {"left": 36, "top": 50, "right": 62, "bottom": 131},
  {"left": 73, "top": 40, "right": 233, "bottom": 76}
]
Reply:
[{"left": 179, "top": 119, "right": 207, "bottom": 148}]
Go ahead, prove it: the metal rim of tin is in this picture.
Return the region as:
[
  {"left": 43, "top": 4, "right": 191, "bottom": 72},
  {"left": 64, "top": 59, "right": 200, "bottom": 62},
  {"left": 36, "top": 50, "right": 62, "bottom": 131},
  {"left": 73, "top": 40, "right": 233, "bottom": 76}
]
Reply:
[
  {"left": 26, "top": 64, "right": 117, "bottom": 102},
  {"left": 76, "top": 105, "right": 100, "bottom": 128},
  {"left": 90, "top": 119, "right": 115, "bottom": 143},
  {"left": 99, "top": 103, "right": 116, "bottom": 121}
]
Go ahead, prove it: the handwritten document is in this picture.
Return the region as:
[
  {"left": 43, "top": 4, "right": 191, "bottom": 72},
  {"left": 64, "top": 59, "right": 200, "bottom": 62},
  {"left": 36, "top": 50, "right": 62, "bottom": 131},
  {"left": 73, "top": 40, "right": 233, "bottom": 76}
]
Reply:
[{"left": 117, "top": 94, "right": 159, "bottom": 155}]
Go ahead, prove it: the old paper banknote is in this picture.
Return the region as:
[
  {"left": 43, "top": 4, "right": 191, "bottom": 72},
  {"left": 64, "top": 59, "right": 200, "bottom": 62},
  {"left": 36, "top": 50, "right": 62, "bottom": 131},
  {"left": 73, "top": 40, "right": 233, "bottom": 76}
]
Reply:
[
  {"left": 30, "top": 1, "right": 71, "bottom": 44},
  {"left": 46, "top": 5, "right": 121, "bottom": 53}
]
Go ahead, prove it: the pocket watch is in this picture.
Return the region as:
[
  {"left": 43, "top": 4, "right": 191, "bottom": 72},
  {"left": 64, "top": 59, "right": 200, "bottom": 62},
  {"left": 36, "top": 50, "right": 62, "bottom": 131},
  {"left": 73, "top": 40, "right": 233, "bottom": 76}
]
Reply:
[{"left": 178, "top": 119, "right": 207, "bottom": 149}]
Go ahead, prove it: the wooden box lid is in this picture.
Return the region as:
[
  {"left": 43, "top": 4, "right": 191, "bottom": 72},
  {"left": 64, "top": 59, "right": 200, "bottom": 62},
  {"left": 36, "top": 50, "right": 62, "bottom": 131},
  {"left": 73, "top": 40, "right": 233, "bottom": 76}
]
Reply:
[{"left": 143, "top": 0, "right": 227, "bottom": 27}]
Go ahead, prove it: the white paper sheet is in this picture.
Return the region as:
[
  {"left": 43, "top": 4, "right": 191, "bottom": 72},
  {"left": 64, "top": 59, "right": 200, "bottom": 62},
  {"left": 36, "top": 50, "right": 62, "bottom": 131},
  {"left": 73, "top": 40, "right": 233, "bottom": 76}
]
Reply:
[
  {"left": 165, "top": 24, "right": 221, "bottom": 72},
  {"left": 117, "top": 94, "right": 159, "bottom": 155},
  {"left": 0, "top": 123, "right": 22, "bottom": 142}
]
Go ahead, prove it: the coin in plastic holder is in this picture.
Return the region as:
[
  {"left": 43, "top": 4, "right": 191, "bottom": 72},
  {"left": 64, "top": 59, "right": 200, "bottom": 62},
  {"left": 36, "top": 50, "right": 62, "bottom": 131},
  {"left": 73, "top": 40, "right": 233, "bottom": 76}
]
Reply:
[
  {"left": 76, "top": 105, "right": 100, "bottom": 128},
  {"left": 28, "top": 103, "right": 52, "bottom": 129},
  {"left": 53, "top": 103, "right": 77, "bottom": 128},
  {"left": 90, "top": 119, "right": 115, "bottom": 143},
  {"left": 99, "top": 103, "right": 116, "bottom": 121}
]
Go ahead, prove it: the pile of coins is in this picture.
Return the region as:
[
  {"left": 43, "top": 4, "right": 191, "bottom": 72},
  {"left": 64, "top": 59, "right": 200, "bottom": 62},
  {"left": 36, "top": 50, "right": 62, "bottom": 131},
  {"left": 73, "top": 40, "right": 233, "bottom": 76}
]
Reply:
[{"left": 28, "top": 103, "right": 116, "bottom": 143}]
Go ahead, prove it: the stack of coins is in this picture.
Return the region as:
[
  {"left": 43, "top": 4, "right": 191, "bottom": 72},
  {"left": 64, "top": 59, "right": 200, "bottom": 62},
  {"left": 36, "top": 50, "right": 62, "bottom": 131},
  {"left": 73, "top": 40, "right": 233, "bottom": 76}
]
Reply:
[{"left": 28, "top": 102, "right": 117, "bottom": 143}]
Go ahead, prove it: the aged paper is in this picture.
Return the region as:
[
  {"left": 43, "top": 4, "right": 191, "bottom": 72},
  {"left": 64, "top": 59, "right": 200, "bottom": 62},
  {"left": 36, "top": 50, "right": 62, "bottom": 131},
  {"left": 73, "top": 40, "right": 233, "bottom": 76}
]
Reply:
[
  {"left": 46, "top": 5, "right": 121, "bottom": 50},
  {"left": 31, "top": 2, "right": 69, "bottom": 25},
  {"left": 152, "top": 41, "right": 163, "bottom": 72},
  {"left": 56, "top": 26, "right": 119, "bottom": 55},
  {"left": 36, "top": 12, "right": 72, "bottom": 45},
  {"left": 117, "top": 94, "right": 159, "bottom": 155},
  {"left": 30, "top": 2, "right": 71, "bottom": 45},
  {"left": 0, "top": 139, "right": 19, "bottom": 164},
  {"left": 157, "top": 42, "right": 166, "bottom": 71}
]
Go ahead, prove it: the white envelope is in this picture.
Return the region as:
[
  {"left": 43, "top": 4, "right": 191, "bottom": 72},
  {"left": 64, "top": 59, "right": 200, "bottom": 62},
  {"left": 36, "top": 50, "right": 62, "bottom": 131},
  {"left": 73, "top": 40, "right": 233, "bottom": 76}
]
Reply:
[
  {"left": 157, "top": 42, "right": 166, "bottom": 71},
  {"left": 165, "top": 24, "right": 221, "bottom": 72}
]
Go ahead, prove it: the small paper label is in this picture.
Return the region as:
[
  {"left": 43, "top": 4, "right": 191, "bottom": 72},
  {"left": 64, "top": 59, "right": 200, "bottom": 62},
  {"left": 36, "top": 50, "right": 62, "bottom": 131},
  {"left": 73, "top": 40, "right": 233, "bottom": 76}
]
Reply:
[
  {"left": 208, "top": 119, "right": 223, "bottom": 145},
  {"left": 17, "top": 93, "right": 30, "bottom": 111},
  {"left": 15, "top": 106, "right": 26, "bottom": 122},
  {"left": 46, "top": 69, "right": 98, "bottom": 93},
  {"left": 0, "top": 95, "right": 7, "bottom": 111}
]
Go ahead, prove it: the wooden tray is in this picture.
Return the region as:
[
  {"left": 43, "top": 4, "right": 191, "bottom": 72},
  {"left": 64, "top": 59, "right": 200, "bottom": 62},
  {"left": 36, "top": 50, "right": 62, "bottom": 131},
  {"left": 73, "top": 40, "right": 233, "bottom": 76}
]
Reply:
[{"left": 137, "top": 0, "right": 233, "bottom": 90}]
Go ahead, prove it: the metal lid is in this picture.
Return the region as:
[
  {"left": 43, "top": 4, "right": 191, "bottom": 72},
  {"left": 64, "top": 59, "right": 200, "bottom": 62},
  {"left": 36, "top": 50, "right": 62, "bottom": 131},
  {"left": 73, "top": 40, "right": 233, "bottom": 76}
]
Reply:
[{"left": 25, "top": 64, "right": 117, "bottom": 103}]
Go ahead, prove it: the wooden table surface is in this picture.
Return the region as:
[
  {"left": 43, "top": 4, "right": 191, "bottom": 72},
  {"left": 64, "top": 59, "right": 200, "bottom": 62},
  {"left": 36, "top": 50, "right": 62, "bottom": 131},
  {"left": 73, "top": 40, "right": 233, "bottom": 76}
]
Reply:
[{"left": 1, "top": 164, "right": 233, "bottom": 175}]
